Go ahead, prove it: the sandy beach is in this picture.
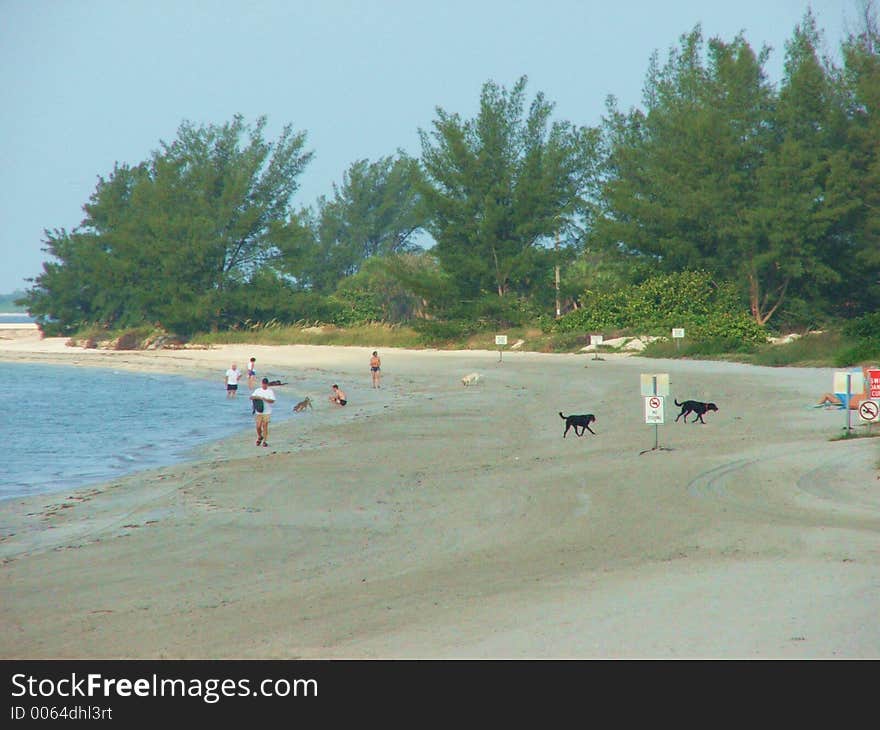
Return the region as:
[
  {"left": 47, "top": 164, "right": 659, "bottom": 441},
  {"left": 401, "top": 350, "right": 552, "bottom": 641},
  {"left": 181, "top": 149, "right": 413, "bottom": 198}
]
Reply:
[{"left": 1, "top": 324, "right": 878, "bottom": 659}]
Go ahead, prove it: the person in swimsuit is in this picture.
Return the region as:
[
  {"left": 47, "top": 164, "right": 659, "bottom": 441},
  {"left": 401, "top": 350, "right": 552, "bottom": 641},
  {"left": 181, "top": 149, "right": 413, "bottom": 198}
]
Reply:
[
  {"left": 247, "top": 357, "right": 257, "bottom": 390},
  {"left": 370, "top": 351, "right": 381, "bottom": 389},
  {"left": 329, "top": 384, "right": 347, "bottom": 407}
]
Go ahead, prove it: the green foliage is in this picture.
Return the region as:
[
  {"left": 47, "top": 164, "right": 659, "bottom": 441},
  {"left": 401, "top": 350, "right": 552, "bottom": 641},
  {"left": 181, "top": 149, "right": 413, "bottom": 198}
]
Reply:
[
  {"left": 553, "top": 270, "right": 767, "bottom": 343},
  {"left": 192, "top": 322, "right": 425, "bottom": 349},
  {"left": 21, "top": 115, "right": 312, "bottom": 335},
  {"left": 643, "top": 337, "right": 759, "bottom": 359},
  {"left": 447, "top": 294, "right": 545, "bottom": 328},
  {"left": 842, "top": 311, "right": 880, "bottom": 341},
  {"left": 327, "top": 255, "right": 430, "bottom": 325},
  {"left": 592, "top": 15, "right": 880, "bottom": 327},
  {"left": 16, "top": 5, "right": 880, "bottom": 340},
  {"left": 220, "top": 272, "right": 342, "bottom": 327},
  {"left": 837, "top": 311, "right": 880, "bottom": 364},
  {"left": 835, "top": 339, "right": 880, "bottom": 367},
  {"left": 288, "top": 154, "right": 425, "bottom": 294},
  {"left": 419, "top": 75, "right": 599, "bottom": 300},
  {"left": 411, "top": 319, "right": 478, "bottom": 345}
]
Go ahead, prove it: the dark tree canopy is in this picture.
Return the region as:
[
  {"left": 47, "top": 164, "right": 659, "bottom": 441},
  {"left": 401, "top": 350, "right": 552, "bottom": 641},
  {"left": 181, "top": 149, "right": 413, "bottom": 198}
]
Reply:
[
  {"left": 23, "top": 115, "right": 312, "bottom": 334},
  {"left": 419, "top": 76, "right": 599, "bottom": 299}
]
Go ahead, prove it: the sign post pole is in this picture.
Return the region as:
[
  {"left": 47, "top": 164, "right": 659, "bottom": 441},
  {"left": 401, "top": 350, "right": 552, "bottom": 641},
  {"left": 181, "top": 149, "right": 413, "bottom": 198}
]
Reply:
[
  {"left": 846, "top": 373, "right": 852, "bottom": 437},
  {"left": 495, "top": 334, "right": 507, "bottom": 364},
  {"left": 653, "top": 376, "right": 659, "bottom": 450},
  {"left": 640, "top": 373, "right": 668, "bottom": 454},
  {"left": 672, "top": 328, "right": 685, "bottom": 352}
]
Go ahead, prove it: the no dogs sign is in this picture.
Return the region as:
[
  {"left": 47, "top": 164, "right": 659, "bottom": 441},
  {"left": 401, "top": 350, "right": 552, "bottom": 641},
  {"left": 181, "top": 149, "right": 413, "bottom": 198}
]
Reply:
[
  {"left": 645, "top": 396, "right": 665, "bottom": 424},
  {"left": 859, "top": 400, "right": 880, "bottom": 422}
]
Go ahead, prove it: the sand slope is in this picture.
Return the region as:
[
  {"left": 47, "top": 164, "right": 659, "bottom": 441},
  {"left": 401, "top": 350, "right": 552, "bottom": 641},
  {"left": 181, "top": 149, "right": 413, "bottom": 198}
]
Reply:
[{"left": 1, "top": 327, "right": 878, "bottom": 658}]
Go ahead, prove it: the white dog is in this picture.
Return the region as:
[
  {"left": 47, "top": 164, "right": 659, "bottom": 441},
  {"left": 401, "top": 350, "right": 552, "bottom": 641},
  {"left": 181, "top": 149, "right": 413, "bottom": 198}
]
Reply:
[{"left": 461, "top": 372, "right": 481, "bottom": 386}]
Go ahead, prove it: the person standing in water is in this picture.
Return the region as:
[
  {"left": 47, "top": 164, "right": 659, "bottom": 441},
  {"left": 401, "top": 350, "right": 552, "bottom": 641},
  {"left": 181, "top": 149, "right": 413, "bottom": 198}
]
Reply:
[
  {"left": 224, "top": 363, "right": 242, "bottom": 398},
  {"left": 247, "top": 357, "right": 257, "bottom": 390},
  {"left": 369, "top": 351, "right": 381, "bottom": 389}
]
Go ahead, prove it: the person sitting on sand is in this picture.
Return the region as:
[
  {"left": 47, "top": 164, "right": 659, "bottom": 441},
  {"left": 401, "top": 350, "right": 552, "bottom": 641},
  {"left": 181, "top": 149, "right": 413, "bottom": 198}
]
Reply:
[
  {"left": 329, "top": 384, "right": 347, "bottom": 407},
  {"left": 815, "top": 393, "right": 844, "bottom": 408}
]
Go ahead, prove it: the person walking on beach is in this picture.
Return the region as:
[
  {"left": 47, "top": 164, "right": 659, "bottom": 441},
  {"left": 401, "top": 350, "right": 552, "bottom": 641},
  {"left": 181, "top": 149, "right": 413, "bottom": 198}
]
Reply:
[
  {"left": 247, "top": 357, "right": 257, "bottom": 390},
  {"left": 250, "top": 377, "right": 276, "bottom": 447},
  {"left": 370, "top": 351, "right": 381, "bottom": 389},
  {"left": 329, "top": 384, "right": 347, "bottom": 407},
  {"left": 225, "top": 363, "right": 242, "bottom": 398}
]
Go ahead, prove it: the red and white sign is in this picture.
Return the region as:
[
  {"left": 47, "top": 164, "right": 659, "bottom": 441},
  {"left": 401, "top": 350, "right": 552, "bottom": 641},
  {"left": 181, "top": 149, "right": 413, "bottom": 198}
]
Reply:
[
  {"left": 645, "top": 396, "right": 664, "bottom": 424},
  {"left": 859, "top": 400, "right": 879, "bottom": 422},
  {"left": 868, "top": 369, "right": 880, "bottom": 399}
]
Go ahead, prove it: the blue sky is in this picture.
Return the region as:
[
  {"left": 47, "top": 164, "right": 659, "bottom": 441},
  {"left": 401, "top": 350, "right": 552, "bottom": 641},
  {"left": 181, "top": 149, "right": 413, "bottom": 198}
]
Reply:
[{"left": 0, "top": 0, "right": 854, "bottom": 294}]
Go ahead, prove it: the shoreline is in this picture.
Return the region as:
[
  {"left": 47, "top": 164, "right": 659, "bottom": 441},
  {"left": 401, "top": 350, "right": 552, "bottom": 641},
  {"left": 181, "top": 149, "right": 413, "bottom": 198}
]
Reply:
[{"left": 1, "top": 324, "right": 879, "bottom": 658}]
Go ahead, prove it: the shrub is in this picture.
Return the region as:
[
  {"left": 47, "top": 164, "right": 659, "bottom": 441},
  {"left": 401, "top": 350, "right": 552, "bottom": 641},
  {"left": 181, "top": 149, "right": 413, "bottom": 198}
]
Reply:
[
  {"left": 842, "top": 312, "right": 880, "bottom": 342},
  {"left": 411, "top": 319, "right": 477, "bottom": 345},
  {"left": 552, "top": 270, "right": 767, "bottom": 344}
]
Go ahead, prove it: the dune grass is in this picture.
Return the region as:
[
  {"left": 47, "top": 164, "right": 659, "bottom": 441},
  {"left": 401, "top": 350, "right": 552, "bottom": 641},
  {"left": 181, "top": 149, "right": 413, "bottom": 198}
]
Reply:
[
  {"left": 642, "top": 330, "right": 878, "bottom": 369},
  {"left": 191, "top": 322, "right": 426, "bottom": 349},
  {"left": 67, "top": 318, "right": 877, "bottom": 370}
]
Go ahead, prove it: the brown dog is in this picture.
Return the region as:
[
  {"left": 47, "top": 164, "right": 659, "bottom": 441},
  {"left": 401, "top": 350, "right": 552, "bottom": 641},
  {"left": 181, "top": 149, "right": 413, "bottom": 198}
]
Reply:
[{"left": 293, "top": 396, "right": 313, "bottom": 412}]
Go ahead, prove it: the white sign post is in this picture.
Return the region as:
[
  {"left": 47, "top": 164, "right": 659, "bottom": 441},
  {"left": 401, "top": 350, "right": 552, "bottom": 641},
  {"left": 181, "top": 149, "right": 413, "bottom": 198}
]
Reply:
[
  {"left": 590, "top": 334, "right": 604, "bottom": 361},
  {"left": 833, "top": 370, "right": 864, "bottom": 436},
  {"left": 640, "top": 374, "right": 669, "bottom": 454},
  {"left": 495, "top": 334, "right": 507, "bottom": 363},
  {"left": 672, "top": 328, "right": 685, "bottom": 351}
]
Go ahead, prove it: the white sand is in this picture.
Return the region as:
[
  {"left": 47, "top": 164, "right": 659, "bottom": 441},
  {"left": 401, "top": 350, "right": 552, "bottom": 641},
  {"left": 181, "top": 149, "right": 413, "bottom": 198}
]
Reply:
[{"left": 1, "top": 324, "right": 878, "bottom": 658}]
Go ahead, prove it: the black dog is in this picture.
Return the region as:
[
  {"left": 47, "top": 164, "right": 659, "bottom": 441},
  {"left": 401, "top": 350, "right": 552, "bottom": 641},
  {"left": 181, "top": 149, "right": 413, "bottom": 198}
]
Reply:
[
  {"left": 559, "top": 412, "right": 596, "bottom": 438},
  {"left": 674, "top": 399, "right": 718, "bottom": 424}
]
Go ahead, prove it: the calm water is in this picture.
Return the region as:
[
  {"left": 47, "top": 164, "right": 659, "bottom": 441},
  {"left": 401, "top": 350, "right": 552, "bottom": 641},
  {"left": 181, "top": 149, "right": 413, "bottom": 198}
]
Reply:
[
  {"left": 0, "top": 313, "right": 33, "bottom": 323},
  {"left": 0, "top": 362, "right": 293, "bottom": 500}
]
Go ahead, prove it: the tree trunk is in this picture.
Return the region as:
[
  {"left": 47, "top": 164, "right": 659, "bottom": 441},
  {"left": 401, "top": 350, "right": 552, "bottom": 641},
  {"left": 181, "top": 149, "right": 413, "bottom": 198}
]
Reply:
[{"left": 748, "top": 271, "right": 790, "bottom": 326}]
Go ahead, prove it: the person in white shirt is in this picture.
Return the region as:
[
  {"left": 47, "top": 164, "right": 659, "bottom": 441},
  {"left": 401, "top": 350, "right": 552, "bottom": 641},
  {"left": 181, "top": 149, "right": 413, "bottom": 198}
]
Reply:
[
  {"left": 250, "top": 378, "right": 276, "bottom": 447},
  {"left": 225, "top": 363, "right": 242, "bottom": 398}
]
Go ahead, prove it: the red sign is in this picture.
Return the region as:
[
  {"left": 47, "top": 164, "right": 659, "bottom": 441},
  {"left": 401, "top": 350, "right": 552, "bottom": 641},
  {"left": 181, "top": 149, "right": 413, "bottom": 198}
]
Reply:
[{"left": 869, "top": 369, "right": 880, "bottom": 399}]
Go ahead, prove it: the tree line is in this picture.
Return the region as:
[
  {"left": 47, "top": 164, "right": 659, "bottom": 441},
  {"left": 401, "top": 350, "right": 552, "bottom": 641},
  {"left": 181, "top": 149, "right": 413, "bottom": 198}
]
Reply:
[{"left": 21, "top": 6, "right": 880, "bottom": 339}]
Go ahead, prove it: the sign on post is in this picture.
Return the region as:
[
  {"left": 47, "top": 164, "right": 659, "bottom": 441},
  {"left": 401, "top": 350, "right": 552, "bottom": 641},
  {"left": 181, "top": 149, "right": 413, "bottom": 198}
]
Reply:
[
  {"left": 589, "top": 334, "right": 604, "bottom": 361},
  {"left": 858, "top": 400, "right": 879, "bottom": 423},
  {"left": 639, "top": 374, "right": 669, "bottom": 454},
  {"left": 640, "top": 373, "right": 670, "bottom": 396},
  {"left": 672, "top": 328, "right": 685, "bottom": 351},
  {"left": 645, "top": 395, "right": 664, "bottom": 424},
  {"left": 868, "top": 369, "right": 880, "bottom": 399},
  {"left": 833, "top": 370, "right": 864, "bottom": 395},
  {"left": 495, "top": 334, "right": 507, "bottom": 363}
]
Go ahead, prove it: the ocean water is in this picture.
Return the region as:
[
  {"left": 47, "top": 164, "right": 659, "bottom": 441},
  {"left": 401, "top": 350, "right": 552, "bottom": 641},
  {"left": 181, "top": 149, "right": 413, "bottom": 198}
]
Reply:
[
  {"left": 0, "top": 313, "right": 34, "bottom": 323},
  {"left": 0, "top": 362, "right": 293, "bottom": 501}
]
